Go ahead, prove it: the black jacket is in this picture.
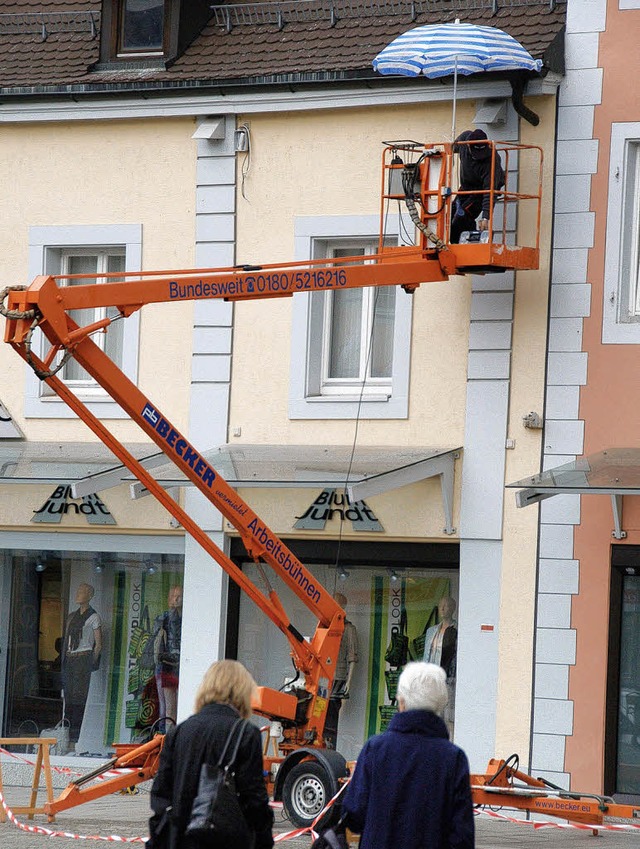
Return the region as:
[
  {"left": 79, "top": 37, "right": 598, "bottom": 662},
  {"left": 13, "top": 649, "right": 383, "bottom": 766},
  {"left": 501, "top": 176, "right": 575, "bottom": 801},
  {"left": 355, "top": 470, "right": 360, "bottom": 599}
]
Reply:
[
  {"left": 147, "top": 702, "right": 274, "bottom": 849},
  {"left": 454, "top": 130, "right": 505, "bottom": 219}
]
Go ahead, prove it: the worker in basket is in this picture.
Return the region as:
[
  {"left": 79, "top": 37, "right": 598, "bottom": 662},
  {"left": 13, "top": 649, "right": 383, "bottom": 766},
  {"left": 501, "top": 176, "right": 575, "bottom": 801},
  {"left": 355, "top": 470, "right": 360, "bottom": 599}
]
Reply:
[{"left": 450, "top": 129, "right": 505, "bottom": 244}]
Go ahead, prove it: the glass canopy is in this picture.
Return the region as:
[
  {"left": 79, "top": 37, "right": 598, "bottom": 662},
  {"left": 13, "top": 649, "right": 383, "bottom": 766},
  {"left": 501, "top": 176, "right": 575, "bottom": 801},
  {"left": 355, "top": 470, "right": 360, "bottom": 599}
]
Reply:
[
  {"left": 0, "top": 441, "right": 461, "bottom": 535},
  {"left": 0, "top": 441, "right": 459, "bottom": 490},
  {"left": 0, "top": 442, "right": 156, "bottom": 484},
  {"left": 508, "top": 448, "right": 640, "bottom": 497},
  {"left": 123, "top": 444, "right": 459, "bottom": 489}
]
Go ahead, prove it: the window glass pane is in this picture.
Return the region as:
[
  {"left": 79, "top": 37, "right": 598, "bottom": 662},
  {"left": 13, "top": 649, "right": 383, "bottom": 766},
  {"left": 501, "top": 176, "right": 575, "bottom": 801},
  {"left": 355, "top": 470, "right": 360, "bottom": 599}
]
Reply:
[
  {"left": 60, "top": 252, "right": 125, "bottom": 384},
  {"left": 237, "top": 560, "right": 458, "bottom": 757},
  {"left": 65, "top": 255, "right": 98, "bottom": 383},
  {"left": 121, "top": 0, "right": 164, "bottom": 51},
  {"left": 2, "top": 550, "right": 183, "bottom": 752},
  {"left": 370, "top": 287, "right": 396, "bottom": 378},
  {"left": 105, "top": 254, "right": 126, "bottom": 365},
  {"left": 616, "top": 574, "right": 640, "bottom": 792},
  {"left": 329, "top": 289, "right": 363, "bottom": 378},
  {"left": 633, "top": 153, "right": 640, "bottom": 314}
]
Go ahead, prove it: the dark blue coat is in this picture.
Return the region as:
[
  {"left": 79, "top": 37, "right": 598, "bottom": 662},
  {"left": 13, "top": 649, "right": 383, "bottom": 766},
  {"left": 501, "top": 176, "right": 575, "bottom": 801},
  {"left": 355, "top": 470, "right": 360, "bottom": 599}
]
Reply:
[{"left": 342, "top": 710, "right": 474, "bottom": 849}]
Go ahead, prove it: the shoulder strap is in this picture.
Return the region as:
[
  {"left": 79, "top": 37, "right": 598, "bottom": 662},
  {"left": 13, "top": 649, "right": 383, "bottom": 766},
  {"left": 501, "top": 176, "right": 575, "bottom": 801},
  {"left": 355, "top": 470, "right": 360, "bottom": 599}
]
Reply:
[
  {"left": 216, "top": 717, "right": 247, "bottom": 769},
  {"left": 226, "top": 719, "right": 248, "bottom": 771}
]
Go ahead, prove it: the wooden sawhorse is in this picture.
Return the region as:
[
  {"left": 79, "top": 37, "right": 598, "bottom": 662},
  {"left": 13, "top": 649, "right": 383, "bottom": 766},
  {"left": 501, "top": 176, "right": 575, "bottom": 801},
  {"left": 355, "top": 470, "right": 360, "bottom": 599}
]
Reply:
[{"left": 0, "top": 737, "right": 55, "bottom": 822}]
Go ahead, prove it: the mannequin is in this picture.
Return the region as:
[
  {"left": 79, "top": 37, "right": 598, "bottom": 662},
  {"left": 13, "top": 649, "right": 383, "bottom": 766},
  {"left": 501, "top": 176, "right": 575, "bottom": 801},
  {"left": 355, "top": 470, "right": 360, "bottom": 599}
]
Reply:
[
  {"left": 153, "top": 585, "right": 183, "bottom": 731},
  {"left": 324, "top": 592, "right": 358, "bottom": 749},
  {"left": 423, "top": 596, "right": 457, "bottom": 735},
  {"left": 62, "top": 583, "right": 102, "bottom": 749}
]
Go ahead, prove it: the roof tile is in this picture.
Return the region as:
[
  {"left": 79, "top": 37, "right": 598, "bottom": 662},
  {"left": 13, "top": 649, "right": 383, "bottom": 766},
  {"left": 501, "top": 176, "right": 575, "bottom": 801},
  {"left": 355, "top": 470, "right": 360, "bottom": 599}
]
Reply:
[{"left": 0, "top": 1, "right": 566, "bottom": 91}]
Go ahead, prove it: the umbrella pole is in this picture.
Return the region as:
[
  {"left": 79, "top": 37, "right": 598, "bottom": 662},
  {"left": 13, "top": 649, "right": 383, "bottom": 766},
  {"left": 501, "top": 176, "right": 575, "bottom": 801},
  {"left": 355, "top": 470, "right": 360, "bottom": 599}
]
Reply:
[{"left": 451, "top": 56, "right": 458, "bottom": 142}]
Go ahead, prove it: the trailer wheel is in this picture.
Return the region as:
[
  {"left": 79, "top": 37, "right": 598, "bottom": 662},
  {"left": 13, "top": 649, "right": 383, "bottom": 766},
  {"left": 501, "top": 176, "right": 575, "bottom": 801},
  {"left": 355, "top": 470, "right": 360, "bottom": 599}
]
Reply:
[{"left": 282, "top": 761, "right": 336, "bottom": 828}]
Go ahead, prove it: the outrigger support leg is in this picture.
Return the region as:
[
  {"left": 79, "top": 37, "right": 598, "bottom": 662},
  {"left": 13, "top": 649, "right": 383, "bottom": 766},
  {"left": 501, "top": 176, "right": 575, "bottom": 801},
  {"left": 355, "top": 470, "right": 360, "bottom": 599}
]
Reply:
[{"left": 43, "top": 735, "right": 164, "bottom": 821}]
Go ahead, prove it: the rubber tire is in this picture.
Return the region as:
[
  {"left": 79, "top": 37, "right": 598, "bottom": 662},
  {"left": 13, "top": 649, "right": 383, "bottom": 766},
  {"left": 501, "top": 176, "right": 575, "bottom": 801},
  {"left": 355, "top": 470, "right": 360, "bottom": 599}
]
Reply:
[{"left": 282, "top": 760, "right": 338, "bottom": 829}]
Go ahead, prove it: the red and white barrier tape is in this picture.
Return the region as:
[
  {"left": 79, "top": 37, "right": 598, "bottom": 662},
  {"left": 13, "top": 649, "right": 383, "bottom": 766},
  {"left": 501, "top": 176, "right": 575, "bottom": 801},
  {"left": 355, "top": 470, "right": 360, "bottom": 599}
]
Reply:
[
  {"left": 6, "top": 745, "right": 640, "bottom": 844},
  {"left": 0, "top": 745, "right": 139, "bottom": 785},
  {"left": 0, "top": 789, "right": 147, "bottom": 843},
  {"left": 476, "top": 806, "right": 640, "bottom": 833},
  {"left": 0, "top": 745, "right": 82, "bottom": 778},
  {"left": 0, "top": 782, "right": 345, "bottom": 844},
  {"left": 274, "top": 778, "right": 349, "bottom": 844}
]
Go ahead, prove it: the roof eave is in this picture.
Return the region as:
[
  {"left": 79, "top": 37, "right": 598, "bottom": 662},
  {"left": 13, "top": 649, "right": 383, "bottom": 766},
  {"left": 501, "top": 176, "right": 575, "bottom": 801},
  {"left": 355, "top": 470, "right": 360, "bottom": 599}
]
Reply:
[{"left": 0, "top": 65, "right": 548, "bottom": 101}]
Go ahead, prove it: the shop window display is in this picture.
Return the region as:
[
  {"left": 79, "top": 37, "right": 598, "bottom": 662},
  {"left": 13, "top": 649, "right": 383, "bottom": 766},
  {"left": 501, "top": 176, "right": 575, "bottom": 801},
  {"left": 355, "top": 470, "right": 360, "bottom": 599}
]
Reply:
[
  {"left": 1, "top": 550, "right": 183, "bottom": 756},
  {"left": 616, "top": 573, "right": 640, "bottom": 793},
  {"left": 236, "top": 562, "right": 458, "bottom": 760}
]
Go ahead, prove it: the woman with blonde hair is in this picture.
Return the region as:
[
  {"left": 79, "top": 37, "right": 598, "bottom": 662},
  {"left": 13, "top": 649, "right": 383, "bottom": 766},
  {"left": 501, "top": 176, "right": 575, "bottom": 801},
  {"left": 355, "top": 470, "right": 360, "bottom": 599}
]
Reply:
[{"left": 147, "top": 659, "right": 273, "bottom": 849}]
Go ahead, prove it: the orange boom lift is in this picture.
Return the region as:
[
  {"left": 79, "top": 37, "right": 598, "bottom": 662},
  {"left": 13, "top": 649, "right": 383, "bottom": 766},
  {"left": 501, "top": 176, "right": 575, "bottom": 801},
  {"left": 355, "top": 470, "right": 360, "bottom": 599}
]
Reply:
[{"left": 7, "top": 140, "right": 630, "bottom": 830}]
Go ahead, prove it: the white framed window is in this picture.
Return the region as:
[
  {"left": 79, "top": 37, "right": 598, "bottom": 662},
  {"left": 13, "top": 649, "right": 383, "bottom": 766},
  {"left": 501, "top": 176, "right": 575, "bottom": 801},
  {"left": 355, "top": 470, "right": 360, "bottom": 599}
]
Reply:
[
  {"left": 54, "top": 249, "right": 126, "bottom": 391},
  {"left": 627, "top": 146, "right": 640, "bottom": 316},
  {"left": 290, "top": 215, "right": 412, "bottom": 420},
  {"left": 312, "top": 242, "right": 395, "bottom": 397},
  {"left": 603, "top": 129, "right": 640, "bottom": 343},
  {"left": 25, "top": 225, "right": 142, "bottom": 418}
]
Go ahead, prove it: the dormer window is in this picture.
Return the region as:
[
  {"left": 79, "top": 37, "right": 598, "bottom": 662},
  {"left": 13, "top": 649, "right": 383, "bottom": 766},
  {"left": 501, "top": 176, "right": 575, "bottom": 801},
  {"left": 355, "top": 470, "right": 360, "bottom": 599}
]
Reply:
[
  {"left": 119, "top": 0, "right": 165, "bottom": 54},
  {"left": 97, "top": 0, "right": 213, "bottom": 68}
]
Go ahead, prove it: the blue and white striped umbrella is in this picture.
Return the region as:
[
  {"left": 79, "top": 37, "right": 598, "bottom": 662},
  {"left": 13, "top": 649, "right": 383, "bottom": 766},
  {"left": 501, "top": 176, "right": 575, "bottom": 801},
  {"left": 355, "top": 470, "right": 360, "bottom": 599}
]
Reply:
[{"left": 372, "top": 22, "right": 543, "bottom": 78}]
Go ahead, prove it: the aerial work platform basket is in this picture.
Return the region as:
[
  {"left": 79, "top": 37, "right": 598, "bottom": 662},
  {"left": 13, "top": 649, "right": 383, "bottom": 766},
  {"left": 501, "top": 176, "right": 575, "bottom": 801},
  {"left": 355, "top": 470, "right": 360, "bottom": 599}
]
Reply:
[{"left": 378, "top": 139, "right": 543, "bottom": 276}]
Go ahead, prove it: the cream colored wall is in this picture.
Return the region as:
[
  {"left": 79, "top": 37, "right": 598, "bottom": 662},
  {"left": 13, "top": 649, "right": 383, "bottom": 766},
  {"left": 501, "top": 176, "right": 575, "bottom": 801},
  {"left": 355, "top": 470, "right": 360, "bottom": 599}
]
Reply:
[
  {"left": 230, "top": 461, "right": 462, "bottom": 542},
  {"left": 231, "top": 102, "right": 478, "bottom": 449},
  {"left": 0, "top": 117, "right": 197, "bottom": 442},
  {"left": 495, "top": 96, "right": 557, "bottom": 761},
  {"left": 0, "top": 483, "right": 176, "bottom": 533},
  {"left": 230, "top": 94, "right": 556, "bottom": 756}
]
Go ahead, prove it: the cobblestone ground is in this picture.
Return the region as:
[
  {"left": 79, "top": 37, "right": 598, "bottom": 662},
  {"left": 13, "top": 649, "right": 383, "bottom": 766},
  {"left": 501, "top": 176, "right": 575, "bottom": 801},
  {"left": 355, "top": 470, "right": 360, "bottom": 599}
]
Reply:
[{"left": 1, "top": 785, "right": 640, "bottom": 848}]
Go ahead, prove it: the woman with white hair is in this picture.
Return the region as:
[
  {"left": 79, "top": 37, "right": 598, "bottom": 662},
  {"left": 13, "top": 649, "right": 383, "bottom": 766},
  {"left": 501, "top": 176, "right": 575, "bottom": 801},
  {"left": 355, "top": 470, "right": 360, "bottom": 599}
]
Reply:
[{"left": 342, "top": 662, "right": 474, "bottom": 849}]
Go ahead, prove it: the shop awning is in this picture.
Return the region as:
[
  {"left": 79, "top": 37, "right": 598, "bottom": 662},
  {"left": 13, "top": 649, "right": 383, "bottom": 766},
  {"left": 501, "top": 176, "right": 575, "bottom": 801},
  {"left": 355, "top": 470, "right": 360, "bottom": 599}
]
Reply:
[
  {"left": 507, "top": 448, "right": 640, "bottom": 539},
  {"left": 0, "top": 441, "right": 157, "bottom": 485},
  {"left": 71, "top": 443, "right": 461, "bottom": 535},
  {"left": 0, "top": 441, "right": 461, "bottom": 534}
]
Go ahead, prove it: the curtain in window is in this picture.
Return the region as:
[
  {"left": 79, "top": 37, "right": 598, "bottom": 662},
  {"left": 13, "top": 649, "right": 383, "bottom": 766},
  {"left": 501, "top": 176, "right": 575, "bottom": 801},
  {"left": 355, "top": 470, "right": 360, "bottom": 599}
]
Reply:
[
  {"left": 371, "top": 287, "right": 395, "bottom": 378},
  {"left": 105, "top": 255, "right": 126, "bottom": 366},
  {"left": 329, "top": 289, "right": 363, "bottom": 378},
  {"left": 66, "top": 256, "right": 99, "bottom": 383},
  {"left": 64, "top": 254, "right": 125, "bottom": 383}
]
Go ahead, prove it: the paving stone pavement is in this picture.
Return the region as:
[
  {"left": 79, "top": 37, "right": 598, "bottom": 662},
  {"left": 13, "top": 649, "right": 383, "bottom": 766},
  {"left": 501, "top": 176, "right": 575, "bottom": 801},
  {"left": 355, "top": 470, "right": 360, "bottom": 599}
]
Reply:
[{"left": 1, "top": 784, "right": 640, "bottom": 848}]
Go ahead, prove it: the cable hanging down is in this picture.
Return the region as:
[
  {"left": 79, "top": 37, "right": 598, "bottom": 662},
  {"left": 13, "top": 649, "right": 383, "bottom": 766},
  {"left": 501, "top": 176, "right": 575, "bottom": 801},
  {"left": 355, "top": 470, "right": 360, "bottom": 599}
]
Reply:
[{"left": 401, "top": 163, "right": 449, "bottom": 253}]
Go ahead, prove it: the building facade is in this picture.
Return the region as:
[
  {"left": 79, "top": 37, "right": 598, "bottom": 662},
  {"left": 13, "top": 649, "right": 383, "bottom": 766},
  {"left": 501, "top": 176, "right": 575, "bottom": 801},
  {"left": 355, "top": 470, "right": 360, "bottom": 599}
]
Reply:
[
  {"left": 518, "top": 0, "right": 640, "bottom": 800},
  {"left": 0, "top": 0, "right": 562, "bottom": 782}
]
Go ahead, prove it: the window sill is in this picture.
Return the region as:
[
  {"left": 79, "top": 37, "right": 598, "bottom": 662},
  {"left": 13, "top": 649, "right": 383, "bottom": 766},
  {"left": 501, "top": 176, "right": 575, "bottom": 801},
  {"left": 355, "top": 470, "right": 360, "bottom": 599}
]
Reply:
[
  {"left": 306, "top": 393, "right": 391, "bottom": 403},
  {"left": 92, "top": 58, "right": 167, "bottom": 73},
  {"left": 40, "top": 390, "right": 114, "bottom": 402}
]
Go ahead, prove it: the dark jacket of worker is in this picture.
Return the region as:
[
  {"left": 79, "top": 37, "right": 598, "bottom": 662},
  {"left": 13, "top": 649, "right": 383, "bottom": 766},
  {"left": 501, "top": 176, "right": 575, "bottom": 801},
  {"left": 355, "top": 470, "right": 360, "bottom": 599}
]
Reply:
[
  {"left": 454, "top": 129, "right": 505, "bottom": 220},
  {"left": 147, "top": 702, "right": 274, "bottom": 849},
  {"left": 342, "top": 708, "right": 474, "bottom": 849}
]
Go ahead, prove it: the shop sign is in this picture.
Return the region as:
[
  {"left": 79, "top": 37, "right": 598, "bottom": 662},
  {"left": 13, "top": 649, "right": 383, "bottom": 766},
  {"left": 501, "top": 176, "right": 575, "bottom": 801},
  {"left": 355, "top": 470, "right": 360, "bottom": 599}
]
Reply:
[
  {"left": 294, "top": 488, "right": 383, "bottom": 532},
  {"left": 0, "top": 398, "right": 23, "bottom": 438},
  {"left": 32, "top": 485, "right": 116, "bottom": 525}
]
